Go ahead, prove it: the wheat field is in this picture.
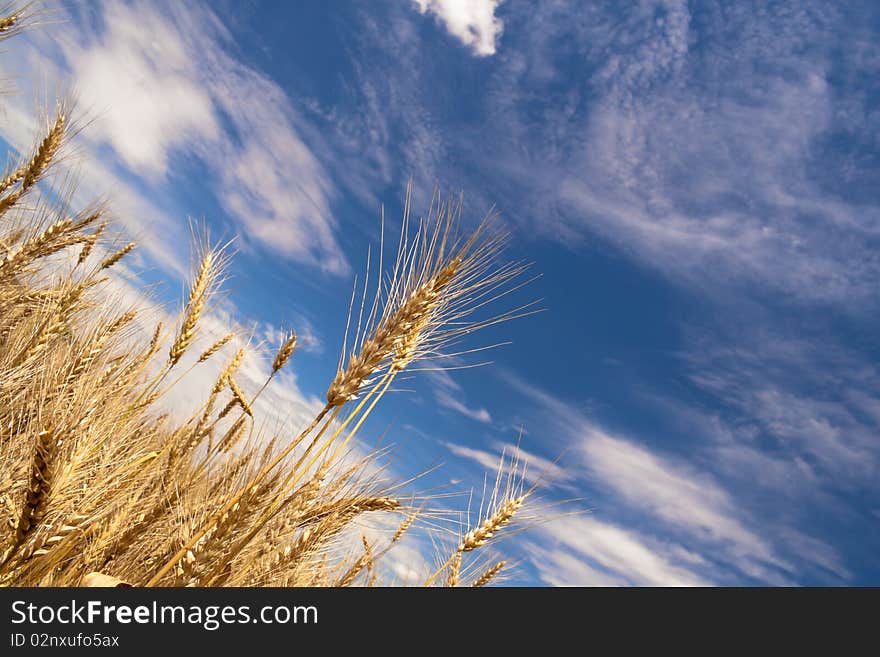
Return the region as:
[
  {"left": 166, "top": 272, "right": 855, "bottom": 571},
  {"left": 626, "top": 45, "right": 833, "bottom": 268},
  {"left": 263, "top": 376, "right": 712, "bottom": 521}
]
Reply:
[{"left": 0, "top": 6, "right": 543, "bottom": 588}]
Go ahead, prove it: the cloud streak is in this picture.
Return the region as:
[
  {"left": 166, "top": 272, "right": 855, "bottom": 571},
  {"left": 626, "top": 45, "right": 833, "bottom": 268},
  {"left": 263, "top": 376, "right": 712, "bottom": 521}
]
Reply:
[
  {"left": 500, "top": 372, "right": 849, "bottom": 585},
  {"left": 531, "top": 517, "right": 711, "bottom": 586},
  {"left": 442, "top": 440, "right": 572, "bottom": 488},
  {"left": 427, "top": 370, "right": 493, "bottom": 424}
]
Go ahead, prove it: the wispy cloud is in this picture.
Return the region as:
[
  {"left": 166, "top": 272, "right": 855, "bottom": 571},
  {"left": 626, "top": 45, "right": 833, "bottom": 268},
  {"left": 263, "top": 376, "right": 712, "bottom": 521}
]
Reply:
[
  {"left": 500, "top": 372, "right": 847, "bottom": 584},
  {"left": 579, "top": 431, "right": 786, "bottom": 578},
  {"left": 498, "top": 1, "right": 879, "bottom": 304},
  {"left": 426, "top": 370, "right": 493, "bottom": 424},
  {"left": 680, "top": 326, "right": 880, "bottom": 486},
  {"left": 530, "top": 517, "right": 711, "bottom": 586},
  {"left": 436, "top": 392, "right": 492, "bottom": 423},
  {"left": 1, "top": 0, "right": 349, "bottom": 276},
  {"left": 441, "top": 440, "right": 572, "bottom": 488},
  {"left": 64, "top": 3, "right": 219, "bottom": 178},
  {"left": 389, "top": 0, "right": 877, "bottom": 583},
  {"left": 351, "top": 1, "right": 880, "bottom": 305}
]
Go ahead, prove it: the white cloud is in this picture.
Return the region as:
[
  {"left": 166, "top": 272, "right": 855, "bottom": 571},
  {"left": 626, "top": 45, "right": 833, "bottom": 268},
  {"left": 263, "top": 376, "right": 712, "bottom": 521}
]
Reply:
[
  {"left": 443, "top": 441, "right": 500, "bottom": 471},
  {"left": 67, "top": 3, "right": 219, "bottom": 177},
  {"left": 1, "top": 0, "right": 349, "bottom": 276},
  {"left": 554, "top": 66, "right": 871, "bottom": 302},
  {"left": 0, "top": 50, "right": 190, "bottom": 277},
  {"left": 775, "top": 528, "right": 851, "bottom": 582},
  {"left": 413, "top": 0, "right": 505, "bottom": 56},
  {"left": 533, "top": 547, "right": 628, "bottom": 586}
]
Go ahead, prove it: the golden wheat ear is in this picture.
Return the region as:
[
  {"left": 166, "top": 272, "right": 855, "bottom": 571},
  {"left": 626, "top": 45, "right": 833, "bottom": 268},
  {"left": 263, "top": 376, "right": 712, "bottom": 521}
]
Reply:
[
  {"left": 425, "top": 447, "right": 531, "bottom": 587},
  {"left": 99, "top": 241, "right": 135, "bottom": 270},
  {"left": 334, "top": 534, "right": 373, "bottom": 587},
  {"left": 1, "top": 428, "right": 57, "bottom": 569},
  {"left": 0, "top": 11, "right": 20, "bottom": 36},
  {"left": 168, "top": 237, "right": 231, "bottom": 368},
  {"left": 0, "top": 106, "right": 68, "bottom": 217},
  {"left": 326, "top": 187, "right": 533, "bottom": 408},
  {"left": 472, "top": 560, "right": 506, "bottom": 587},
  {"left": 272, "top": 331, "right": 297, "bottom": 373},
  {"left": 198, "top": 332, "right": 234, "bottom": 363}
]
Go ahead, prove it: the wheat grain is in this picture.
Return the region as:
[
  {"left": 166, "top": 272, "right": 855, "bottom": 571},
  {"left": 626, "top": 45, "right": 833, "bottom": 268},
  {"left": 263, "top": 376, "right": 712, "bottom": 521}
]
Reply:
[
  {"left": 77, "top": 222, "right": 106, "bottom": 266},
  {"left": 0, "top": 110, "right": 66, "bottom": 216},
  {"left": 0, "top": 165, "right": 24, "bottom": 194},
  {"left": 2, "top": 429, "right": 57, "bottom": 566},
  {"left": 58, "top": 310, "right": 136, "bottom": 393},
  {"left": 100, "top": 242, "right": 135, "bottom": 270},
  {"left": 460, "top": 497, "right": 524, "bottom": 552},
  {"left": 472, "top": 560, "right": 505, "bottom": 587},
  {"left": 0, "top": 14, "right": 17, "bottom": 33},
  {"left": 272, "top": 331, "right": 297, "bottom": 373},
  {"left": 198, "top": 333, "right": 233, "bottom": 363},
  {"left": 22, "top": 113, "right": 65, "bottom": 190},
  {"left": 216, "top": 415, "right": 248, "bottom": 453},
  {"left": 392, "top": 513, "right": 417, "bottom": 544},
  {"left": 0, "top": 218, "right": 76, "bottom": 278},
  {"left": 446, "top": 551, "right": 462, "bottom": 587},
  {"left": 335, "top": 535, "right": 373, "bottom": 587},
  {"left": 227, "top": 376, "right": 252, "bottom": 417},
  {"left": 169, "top": 250, "right": 215, "bottom": 366}
]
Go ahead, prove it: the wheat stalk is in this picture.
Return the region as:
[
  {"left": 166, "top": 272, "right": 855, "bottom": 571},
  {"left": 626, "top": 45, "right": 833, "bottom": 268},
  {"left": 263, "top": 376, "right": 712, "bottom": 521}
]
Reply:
[
  {"left": 392, "top": 512, "right": 417, "bottom": 543},
  {"left": 425, "top": 445, "right": 531, "bottom": 587},
  {"left": 446, "top": 551, "right": 462, "bottom": 586},
  {"left": 59, "top": 310, "right": 136, "bottom": 393},
  {"left": 0, "top": 218, "right": 78, "bottom": 278},
  {"left": 11, "top": 281, "right": 87, "bottom": 369},
  {"left": 0, "top": 165, "right": 24, "bottom": 195},
  {"left": 472, "top": 560, "right": 505, "bottom": 587}
]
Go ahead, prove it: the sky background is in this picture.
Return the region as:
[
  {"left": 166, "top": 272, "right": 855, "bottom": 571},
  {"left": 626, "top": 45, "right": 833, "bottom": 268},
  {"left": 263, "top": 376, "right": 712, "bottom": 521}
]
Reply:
[{"left": 1, "top": 0, "right": 878, "bottom": 585}]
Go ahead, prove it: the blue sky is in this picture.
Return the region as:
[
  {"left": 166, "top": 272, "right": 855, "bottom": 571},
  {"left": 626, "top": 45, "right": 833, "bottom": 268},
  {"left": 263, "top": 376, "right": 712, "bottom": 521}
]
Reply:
[{"left": 2, "top": 0, "right": 878, "bottom": 585}]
